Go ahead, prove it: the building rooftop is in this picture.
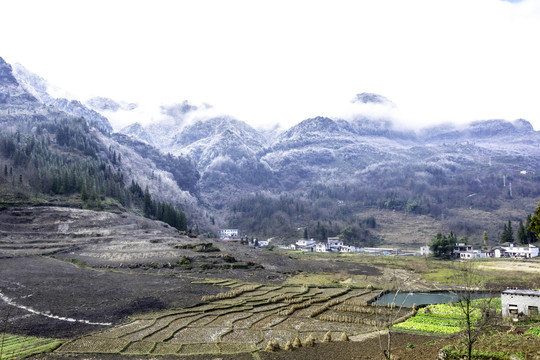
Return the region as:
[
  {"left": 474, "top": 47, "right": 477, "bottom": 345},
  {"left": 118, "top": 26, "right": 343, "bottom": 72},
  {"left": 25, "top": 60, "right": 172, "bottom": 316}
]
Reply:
[{"left": 502, "top": 289, "right": 540, "bottom": 296}]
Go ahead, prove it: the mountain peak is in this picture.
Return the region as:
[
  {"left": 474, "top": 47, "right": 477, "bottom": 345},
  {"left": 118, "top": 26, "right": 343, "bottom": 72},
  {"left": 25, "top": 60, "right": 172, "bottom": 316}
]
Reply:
[
  {"left": 0, "top": 56, "right": 18, "bottom": 86},
  {"left": 0, "top": 57, "right": 39, "bottom": 105}
]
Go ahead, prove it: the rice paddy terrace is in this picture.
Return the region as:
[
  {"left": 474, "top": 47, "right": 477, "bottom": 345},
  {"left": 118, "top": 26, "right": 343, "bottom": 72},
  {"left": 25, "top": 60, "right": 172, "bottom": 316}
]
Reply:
[{"left": 53, "top": 280, "right": 407, "bottom": 357}]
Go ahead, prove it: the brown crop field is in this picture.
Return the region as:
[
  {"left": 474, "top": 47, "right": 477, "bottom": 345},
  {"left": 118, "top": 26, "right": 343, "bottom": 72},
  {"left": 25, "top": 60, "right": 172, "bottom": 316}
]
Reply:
[{"left": 52, "top": 282, "right": 391, "bottom": 357}]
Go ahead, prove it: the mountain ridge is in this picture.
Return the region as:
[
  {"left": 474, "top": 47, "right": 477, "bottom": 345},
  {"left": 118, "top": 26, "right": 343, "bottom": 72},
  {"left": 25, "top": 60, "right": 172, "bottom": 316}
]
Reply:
[{"left": 5, "top": 56, "right": 540, "bottom": 245}]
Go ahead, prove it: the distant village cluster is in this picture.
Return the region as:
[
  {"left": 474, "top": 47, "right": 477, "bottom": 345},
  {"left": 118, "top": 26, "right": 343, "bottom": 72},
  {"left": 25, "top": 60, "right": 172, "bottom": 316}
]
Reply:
[
  {"left": 220, "top": 229, "right": 539, "bottom": 259},
  {"left": 422, "top": 242, "right": 539, "bottom": 259}
]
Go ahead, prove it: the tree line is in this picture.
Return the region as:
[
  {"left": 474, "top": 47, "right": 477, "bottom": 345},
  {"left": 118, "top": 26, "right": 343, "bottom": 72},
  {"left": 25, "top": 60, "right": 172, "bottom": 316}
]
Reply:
[
  {"left": 430, "top": 202, "right": 540, "bottom": 258},
  {"left": 0, "top": 115, "right": 188, "bottom": 231}
]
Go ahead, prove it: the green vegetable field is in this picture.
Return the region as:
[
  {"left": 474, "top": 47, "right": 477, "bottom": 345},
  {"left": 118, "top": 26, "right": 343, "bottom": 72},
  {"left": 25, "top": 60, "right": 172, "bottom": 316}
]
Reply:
[
  {"left": 0, "top": 334, "right": 61, "bottom": 359},
  {"left": 393, "top": 298, "right": 500, "bottom": 335}
]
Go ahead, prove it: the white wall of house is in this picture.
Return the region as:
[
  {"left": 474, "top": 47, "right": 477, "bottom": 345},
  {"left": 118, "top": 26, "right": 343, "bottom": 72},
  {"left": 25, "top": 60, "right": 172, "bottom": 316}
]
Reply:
[
  {"left": 220, "top": 229, "right": 239, "bottom": 239},
  {"left": 420, "top": 246, "right": 431, "bottom": 256},
  {"left": 296, "top": 239, "right": 316, "bottom": 247},
  {"left": 459, "top": 250, "right": 487, "bottom": 259},
  {"left": 316, "top": 243, "right": 328, "bottom": 252},
  {"left": 502, "top": 290, "right": 540, "bottom": 320},
  {"left": 495, "top": 244, "right": 539, "bottom": 258}
]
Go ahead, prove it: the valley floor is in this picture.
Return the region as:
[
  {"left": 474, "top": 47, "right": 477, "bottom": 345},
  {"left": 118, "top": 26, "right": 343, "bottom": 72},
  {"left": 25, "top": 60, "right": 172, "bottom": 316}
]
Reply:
[{"left": 1, "top": 206, "right": 539, "bottom": 359}]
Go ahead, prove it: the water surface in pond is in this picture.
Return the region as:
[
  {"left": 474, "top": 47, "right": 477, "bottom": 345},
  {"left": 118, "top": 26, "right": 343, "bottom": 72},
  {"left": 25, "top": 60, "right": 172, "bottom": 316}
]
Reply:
[{"left": 376, "top": 291, "right": 494, "bottom": 307}]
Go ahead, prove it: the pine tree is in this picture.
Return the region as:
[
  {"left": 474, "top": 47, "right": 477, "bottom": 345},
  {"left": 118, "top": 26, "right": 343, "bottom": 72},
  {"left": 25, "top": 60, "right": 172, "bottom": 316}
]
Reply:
[
  {"left": 500, "top": 221, "right": 514, "bottom": 243},
  {"left": 517, "top": 220, "right": 527, "bottom": 244},
  {"left": 528, "top": 201, "right": 540, "bottom": 241},
  {"left": 525, "top": 214, "right": 538, "bottom": 243},
  {"left": 483, "top": 230, "right": 488, "bottom": 246},
  {"left": 507, "top": 220, "right": 514, "bottom": 243},
  {"left": 143, "top": 186, "right": 153, "bottom": 217},
  {"left": 500, "top": 224, "right": 507, "bottom": 243},
  {"left": 81, "top": 182, "right": 89, "bottom": 202}
]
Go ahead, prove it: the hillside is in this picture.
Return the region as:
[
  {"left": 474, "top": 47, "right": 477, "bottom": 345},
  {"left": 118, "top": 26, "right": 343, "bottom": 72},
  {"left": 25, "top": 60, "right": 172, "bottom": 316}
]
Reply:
[
  {"left": 8, "top": 57, "right": 540, "bottom": 247},
  {"left": 0, "top": 56, "right": 208, "bottom": 232},
  {"left": 120, "top": 109, "right": 540, "bottom": 247}
]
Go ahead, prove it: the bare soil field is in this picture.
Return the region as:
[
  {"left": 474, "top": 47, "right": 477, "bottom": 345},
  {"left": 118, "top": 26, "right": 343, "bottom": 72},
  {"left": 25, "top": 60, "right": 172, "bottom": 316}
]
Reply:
[
  {"left": 2, "top": 206, "right": 539, "bottom": 359},
  {"left": 477, "top": 259, "right": 540, "bottom": 273}
]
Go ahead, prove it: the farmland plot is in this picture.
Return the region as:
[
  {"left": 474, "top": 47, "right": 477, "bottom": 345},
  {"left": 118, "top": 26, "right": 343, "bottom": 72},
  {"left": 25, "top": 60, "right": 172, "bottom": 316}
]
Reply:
[
  {"left": 55, "top": 281, "right": 387, "bottom": 356},
  {"left": 0, "top": 334, "right": 61, "bottom": 359}
]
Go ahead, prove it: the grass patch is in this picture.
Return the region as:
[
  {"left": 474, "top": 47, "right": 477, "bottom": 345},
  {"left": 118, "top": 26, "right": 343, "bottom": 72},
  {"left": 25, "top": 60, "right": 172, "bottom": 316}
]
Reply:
[{"left": 525, "top": 326, "right": 540, "bottom": 337}]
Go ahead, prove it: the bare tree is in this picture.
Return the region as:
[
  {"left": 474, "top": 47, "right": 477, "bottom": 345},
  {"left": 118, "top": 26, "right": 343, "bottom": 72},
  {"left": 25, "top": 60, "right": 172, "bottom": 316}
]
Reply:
[
  {"left": 452, "top": 261, "right": 494, "bottom": 360},
  {"left": 376, "top": 274, "right": 414, "bottom": 360}
]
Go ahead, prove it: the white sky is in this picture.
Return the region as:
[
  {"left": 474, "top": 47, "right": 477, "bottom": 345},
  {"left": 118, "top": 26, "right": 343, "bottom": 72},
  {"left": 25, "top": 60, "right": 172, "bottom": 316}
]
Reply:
[{"left": 2, "top": 0, "right": 540, "bottom": 130}]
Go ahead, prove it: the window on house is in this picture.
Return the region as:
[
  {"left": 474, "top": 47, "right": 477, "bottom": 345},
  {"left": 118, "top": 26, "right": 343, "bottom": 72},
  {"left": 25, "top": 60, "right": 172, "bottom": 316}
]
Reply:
[
  {"left": 528, "top": 306, "right": 539, "bottom": 316},
  {"left": 509, "top": 304, "right": 518, "bottom": 315}
]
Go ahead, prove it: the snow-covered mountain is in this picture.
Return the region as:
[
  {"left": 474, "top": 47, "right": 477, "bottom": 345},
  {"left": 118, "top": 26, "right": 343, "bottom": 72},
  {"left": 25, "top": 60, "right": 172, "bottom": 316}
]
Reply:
[
  {"left": 2, "top": 56, "right": 207, "bottom": 229},
  {"left": 6, "top": 56, "right": 540, "bottom": 241},
  {"left": 12, "top": 63, "right": 113, "bottom": 134},
  {"left": 120, "top": 105, "right": 540, "bottom": 215}
]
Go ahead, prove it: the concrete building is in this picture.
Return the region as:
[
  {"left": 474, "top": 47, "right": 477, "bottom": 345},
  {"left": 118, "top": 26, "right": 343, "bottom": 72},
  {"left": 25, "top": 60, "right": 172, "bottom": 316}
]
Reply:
[
  {"left": 420, "top": 246, "right": 431, "bottom": 256},
  {"left": 220, "top": 229, "right": 239, "bottom": 240},
  {"left": 339, "top": 245, "right": 359, "bottom": 253},
  {"left": 501, "top": 289, "right": 540, "bottom": 321},
  {"left": 459, "top": 250, "right": 487, "bottom": 259},
  {"left": 296, "top": 239, "right": 316, "bottom": 247},
  {"left": 327, "top": 237, "right": 344, "bottom": 249},
  {"left": 315, "top": 242, "right": 329, "bottom": 252},
  {"left": 293, "top": 239, "right": 316, "bottom": 252},
  {"left": 493, "top": 243, "right": 539, "bottom": 258},
  {"left": 453, "top": 243, "right": 473, "bottom": 258},
  {"left": 315, "top": 237, "right": 347, "bottom": 253}
]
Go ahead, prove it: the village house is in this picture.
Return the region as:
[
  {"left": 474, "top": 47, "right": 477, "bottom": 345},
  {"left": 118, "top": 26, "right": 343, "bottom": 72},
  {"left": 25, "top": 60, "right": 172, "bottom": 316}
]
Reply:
[
  {"left": 493, "top": 243, "right": 539, "bottom": 258},
  {"left": 339, "top": 245, "right": 359, "bottom": 253},
  {"left": 420, "top": 245, "right": 431, "bottom": 256},
  {"left": 501, "top": 289, "right": 540, "bottom": 321},
  {"left": 453, "top": 243, "right": 473, "bottom": 258},
  {"left": 327, "top": 237, "right": 344, "bottom": 249},
  {"left": 220, "top": 229, "right": 239, "bottom": 240},
  {"left": 459, "top": 249, "right": 487, "bottom": 259},
  {"left": 315, "top": 242, "right": 329, "bottom": 252},
  {"left": 292, "top": 239, "right": 316, "bottom": 252},
  {"left": 315, "top": 237, "right": 344, "bottom": 252},
  {"left": 314, "top": 237, "right": 360, "bottom": 253}
]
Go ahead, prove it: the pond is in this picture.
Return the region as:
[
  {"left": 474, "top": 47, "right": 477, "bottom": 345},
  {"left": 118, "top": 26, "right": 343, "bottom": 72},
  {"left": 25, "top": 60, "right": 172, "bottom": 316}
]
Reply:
[{"left": 375, "top": 291, "right": 495, "bottom": 307}]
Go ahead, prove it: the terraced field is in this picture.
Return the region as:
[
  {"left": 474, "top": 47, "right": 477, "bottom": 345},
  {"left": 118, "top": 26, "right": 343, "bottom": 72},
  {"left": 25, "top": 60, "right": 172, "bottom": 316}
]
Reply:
[
  {"left": 55, "top": 280, "right": 410, "bottom": 357},
  {"left": 0, "top": 334, "right": 61, "bottom": 359}
]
